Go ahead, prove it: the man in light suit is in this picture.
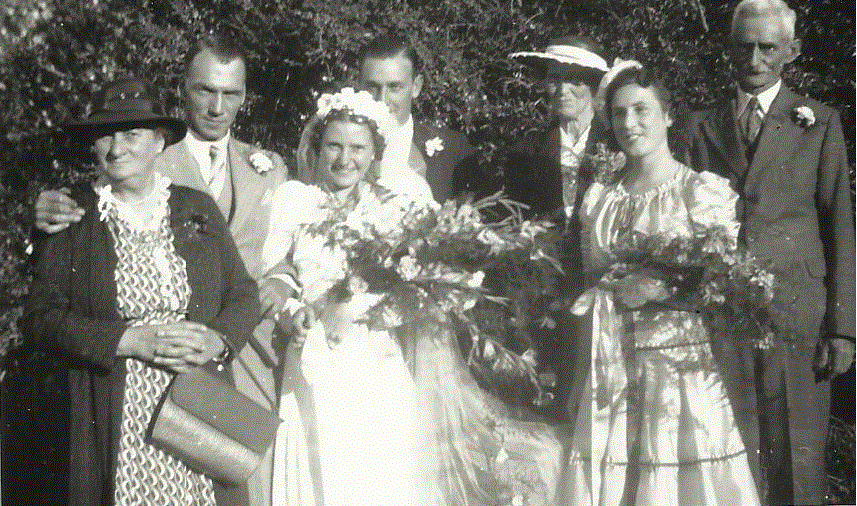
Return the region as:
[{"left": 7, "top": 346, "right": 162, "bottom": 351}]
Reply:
[
  {"left": 34, "top": 33, "right": 291, "bottom": 506},
  {"left": 687, "top": 1, "right": 854, "bottom": 503},
  {"left": 357, "top": 33, "right": 476, "bottom": 203}
]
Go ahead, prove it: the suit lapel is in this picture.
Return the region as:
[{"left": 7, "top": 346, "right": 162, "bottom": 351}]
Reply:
[
  {"left": 745, "top": 88, "right": 800, "bottom": 189},
  {"left": 702, "top": 98, "right": 747, "bottom": 178},
  {"left": 228, "top": 138, "right": 268, "bottom": 231},
  {"left": 411, "top": 121, "right": 431, "bottom": 168},
  {"left": 540, "top": 126, "right": 562, "bottom": 168},
  {"left": 227, "top": 138, "right": 248, "bottom": 226},
  {"left": 157, "top": 141, "right": 208, "bottom": 192}
]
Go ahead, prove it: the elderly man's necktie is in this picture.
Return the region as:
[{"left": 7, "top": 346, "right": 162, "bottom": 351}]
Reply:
[{"left": 741, "top": 96, "right": 763, "bottom": 145}]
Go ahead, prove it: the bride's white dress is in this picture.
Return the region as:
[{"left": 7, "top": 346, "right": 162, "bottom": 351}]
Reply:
[
  {"left": 265, "top": 175, "right": 568, "bottom": 506},
  {"left": 264, "top": 180, "right": 423, "bottom": 506}
]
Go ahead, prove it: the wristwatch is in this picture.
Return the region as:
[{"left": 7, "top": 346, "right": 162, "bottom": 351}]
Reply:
[{"left": 211, "top": 340, "right": 233, "bottom": 371}]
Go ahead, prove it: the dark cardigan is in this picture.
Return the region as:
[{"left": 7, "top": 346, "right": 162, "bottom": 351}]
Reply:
[{"left": 20, "top": 183, "right": 261, "bottom": 506}]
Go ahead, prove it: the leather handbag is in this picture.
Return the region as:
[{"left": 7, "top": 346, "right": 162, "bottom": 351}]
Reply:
[{"left": 148, "top": 366, "right": 281, "bottom": 485}]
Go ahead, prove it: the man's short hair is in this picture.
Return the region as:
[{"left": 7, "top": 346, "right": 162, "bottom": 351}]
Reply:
[
  {"left": 358, "top": 33, "right": 422, "bottom": 77},
  {"left": 731, "top": 0, "right": 797, "bottom": 40},
  {"left": 183, "top": 31, "right": 248, "bottom": 77}
]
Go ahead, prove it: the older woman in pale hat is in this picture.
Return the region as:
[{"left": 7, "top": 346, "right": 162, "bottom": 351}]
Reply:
[
  {"left": 499, "top": 36, "right": 611, "bottom": 424},
  {"left": 505, "top": 35, "right": 610, "bottom": 222},
  {"left": 20, "top": 76, "right": 259, "bottom": 506}
]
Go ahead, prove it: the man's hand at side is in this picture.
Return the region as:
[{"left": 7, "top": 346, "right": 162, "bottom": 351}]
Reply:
[{"left": 35, "top": 188, "right": 85, "bottom": 233}]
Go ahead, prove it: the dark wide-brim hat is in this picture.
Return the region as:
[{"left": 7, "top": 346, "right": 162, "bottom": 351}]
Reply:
[
  {"left": 65, "top": 77, "right": 186, "bottom": 144},
  {"left": 509, "top": 36, "right": 609, "bottom": 75}
]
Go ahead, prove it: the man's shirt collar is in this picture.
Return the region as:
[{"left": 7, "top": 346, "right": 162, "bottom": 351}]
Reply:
[
  {"left": 738, "top": 79, "right": 782, "bottom": 117},
  {"left": 183, "top": 132, "right": 231, "bottom": 175},
  {"left": 379, "top": 115, "right": 415, "bottom": 180}
]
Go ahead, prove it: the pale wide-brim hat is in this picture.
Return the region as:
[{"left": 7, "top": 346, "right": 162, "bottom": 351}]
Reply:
[
  {"left": 509, "top": 37, "right": 609, "bottom": 74},
  {"left": 65, "top": 77, "right": 186, "bottom": 144}
]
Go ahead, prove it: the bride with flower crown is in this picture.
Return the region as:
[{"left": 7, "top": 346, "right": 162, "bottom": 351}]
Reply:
[{"left": 264, "top": 88, "right": 566, "bottom": 506}]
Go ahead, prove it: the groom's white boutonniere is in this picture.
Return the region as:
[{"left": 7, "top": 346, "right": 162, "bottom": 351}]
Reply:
[
  {"left": 250, "top": 152, "right": 273, "bottom": 174},
  {"left": 792, "top": 105, "right": 815, "bottom": 128},
  {"left": 425, "top": 137, "right": 444, "bottom": 157}
]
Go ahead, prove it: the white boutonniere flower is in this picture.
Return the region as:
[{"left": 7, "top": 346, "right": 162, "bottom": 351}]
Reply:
[
  {"left": 250, "top": 152, "right": 273, "bottom": 174},
  {"left": 792, "top": 105, "right": 815, "bottom": 128},
  {"left": 425, "top": 136, "right": 444, "bottom": 157}
]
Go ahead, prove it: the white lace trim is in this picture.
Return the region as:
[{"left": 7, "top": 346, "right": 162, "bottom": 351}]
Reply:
[{"left": 94, "top": 172, "right": 172, "bottom": 231}]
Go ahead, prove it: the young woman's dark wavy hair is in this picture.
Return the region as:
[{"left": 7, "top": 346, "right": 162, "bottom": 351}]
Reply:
[{"left": 602, "top": 64, "right": 688, "bottom": 158}]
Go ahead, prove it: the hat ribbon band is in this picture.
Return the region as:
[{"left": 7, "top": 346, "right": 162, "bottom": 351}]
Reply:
[{"left": 544, "top": 45, "right": 609, "bottom": 72}]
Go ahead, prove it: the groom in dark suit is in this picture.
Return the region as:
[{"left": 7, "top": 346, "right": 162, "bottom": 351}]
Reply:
[
  {"left": 687, "top": 1, "right": 854, "bottom": 503},
  {"left": 357, "top": 33, "right": 476, "bottom": 203}
]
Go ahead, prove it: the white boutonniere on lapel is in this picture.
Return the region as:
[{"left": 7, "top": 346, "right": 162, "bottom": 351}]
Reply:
[
  {"left": 792, "top": 105, "right": 816, "bottom": 128},
  {"left": 249, "top": 151, "right": 273, "bottom": 174},
  {"left": 425, "top": 137, "right": 444, "bottom": 157}
]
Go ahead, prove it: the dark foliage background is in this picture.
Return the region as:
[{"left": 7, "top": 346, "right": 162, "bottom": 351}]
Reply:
[{"left": 1, "top": 0, "right": 853, "bottom": 503}]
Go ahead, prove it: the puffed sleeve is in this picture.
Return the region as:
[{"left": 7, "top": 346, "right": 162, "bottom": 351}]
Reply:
[
  {"left": 686, "top": 169, "right": 740, "bottom": 241},
  {"left": 377, "top": 164, "right": 437, "bottom": 207},
  {"left": 261, "top": 180, "right": 321, "bottom": 279}
]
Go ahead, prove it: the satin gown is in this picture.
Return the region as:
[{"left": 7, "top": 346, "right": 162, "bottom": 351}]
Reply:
[
  {"left": 265, "top": 179, "right": 567, "bottom": 506},
  {"left": 562, "top": 165, "right": 760, "bottom": 506}
]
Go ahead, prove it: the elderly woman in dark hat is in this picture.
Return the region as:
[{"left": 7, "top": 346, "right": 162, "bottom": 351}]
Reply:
[{"left": 20, "top": 77, "right": 260, "bottom": 506}]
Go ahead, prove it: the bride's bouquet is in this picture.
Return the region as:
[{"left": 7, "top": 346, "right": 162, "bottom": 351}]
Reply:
[
  {"left": 595, "top": 225, "right": 777, "bottom": 348},
  {"left": 305, "top": 187, "right": 561, "bottom": 403}
]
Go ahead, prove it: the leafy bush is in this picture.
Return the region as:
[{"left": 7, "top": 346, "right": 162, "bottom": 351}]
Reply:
[
  {"left": 2, "top": 0, "right": 853, "bottom": 352},
  {"left": 1, "top": 0, "right": 853, "bottom": 501}
]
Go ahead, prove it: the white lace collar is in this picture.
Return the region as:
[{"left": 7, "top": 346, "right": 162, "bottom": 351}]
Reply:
[{"left": 93, "top": 172, "right": 172, "bottom": 231}]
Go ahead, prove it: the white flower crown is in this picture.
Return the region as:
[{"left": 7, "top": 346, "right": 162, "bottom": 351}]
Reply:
[{"left": 316, "top": 87, "right": 394, "bottom": 136}]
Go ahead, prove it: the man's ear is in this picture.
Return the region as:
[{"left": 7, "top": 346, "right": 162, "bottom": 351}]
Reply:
[
  {"left": 785, "top": 37, "right": 801, "bottom": 65},
  {"left": 411, "top": 73, "right": 423, "bottom": 100},
  {"left": 179, "top": 79, "right": 188, "bottom": 109}
]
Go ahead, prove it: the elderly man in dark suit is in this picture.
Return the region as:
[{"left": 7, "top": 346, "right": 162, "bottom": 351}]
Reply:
[{"left": 687, "top": 1, "right": 855, "bottom": 503}]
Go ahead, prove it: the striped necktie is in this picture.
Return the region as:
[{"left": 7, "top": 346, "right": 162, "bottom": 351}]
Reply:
[
  {"left": 742, "top": 95, "right": 763, "bottom": 145},
  {"left": 208, "top": 144, "right": 219, "bottom": 188}
]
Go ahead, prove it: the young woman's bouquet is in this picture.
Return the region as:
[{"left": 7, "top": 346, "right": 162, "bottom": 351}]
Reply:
[
  {"left": 595, "top": 225, "right": 777, "bottom": 348},
  {"left": 305, "top": 188, "right": 562, "bottom": 404}
]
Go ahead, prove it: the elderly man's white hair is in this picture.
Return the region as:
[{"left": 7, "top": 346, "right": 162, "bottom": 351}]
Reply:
[{"left": 731, "top": 0, "right": 797, "bottom": 40}]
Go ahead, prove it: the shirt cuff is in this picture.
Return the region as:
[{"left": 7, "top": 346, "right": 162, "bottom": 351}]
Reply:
[
  {"left": 280, "top": 298, "right": 306, "bottom": 320},
  {"left": 268, "top": 273, "right": 301, "bottom": 298}
]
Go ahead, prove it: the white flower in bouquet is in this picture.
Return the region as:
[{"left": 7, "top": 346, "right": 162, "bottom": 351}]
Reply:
[
  {"left": 466, "top": 270, "right": 485, "bottom": 289},
  {"left": 397, "top": 254, "right": 421, "bottom": 281}
]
